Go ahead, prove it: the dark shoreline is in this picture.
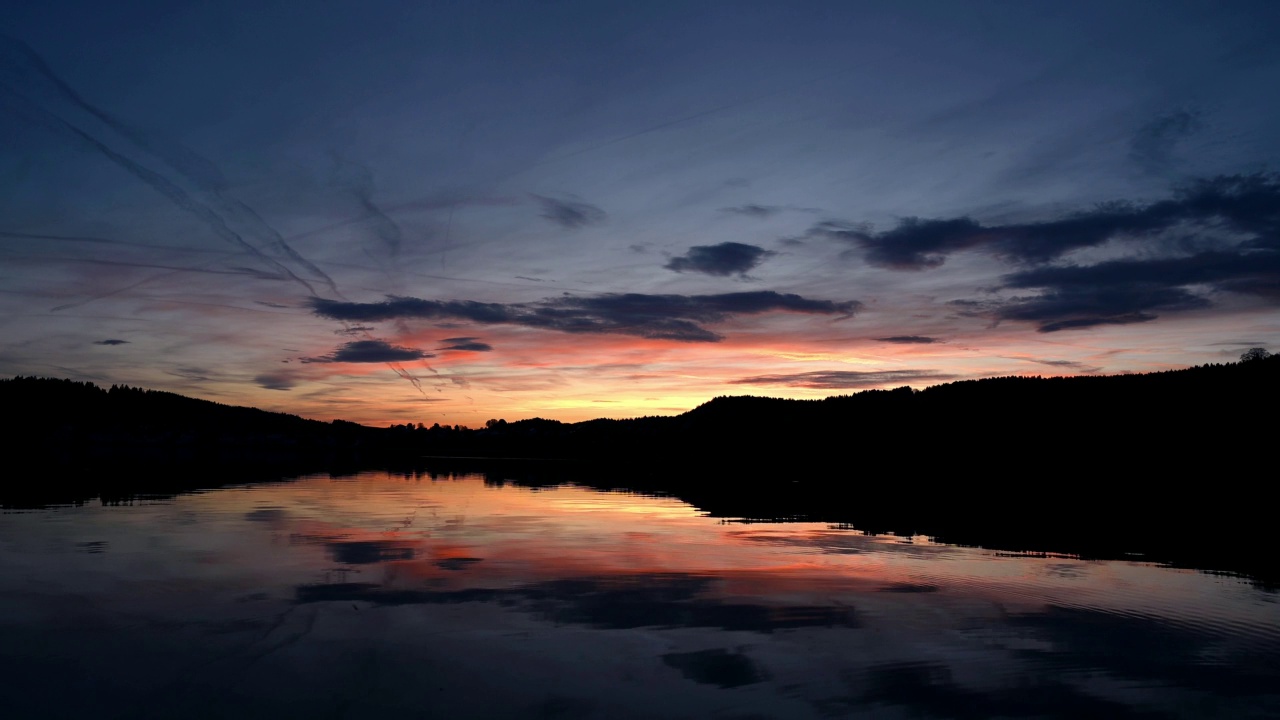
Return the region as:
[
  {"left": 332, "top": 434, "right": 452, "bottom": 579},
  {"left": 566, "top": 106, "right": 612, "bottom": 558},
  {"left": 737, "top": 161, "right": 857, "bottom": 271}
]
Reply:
[
  {"left": 5, "top": 453, "right": 1276, "bottom": 589},
  {"left": 4, "top": 355, "right": 1277, "bottom": 585}
]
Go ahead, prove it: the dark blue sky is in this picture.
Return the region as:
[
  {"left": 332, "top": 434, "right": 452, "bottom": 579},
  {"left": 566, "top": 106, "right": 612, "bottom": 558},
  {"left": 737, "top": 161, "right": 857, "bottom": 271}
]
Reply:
[{"left": 2, "top": 1, "right": 1278, "bottom": 425}]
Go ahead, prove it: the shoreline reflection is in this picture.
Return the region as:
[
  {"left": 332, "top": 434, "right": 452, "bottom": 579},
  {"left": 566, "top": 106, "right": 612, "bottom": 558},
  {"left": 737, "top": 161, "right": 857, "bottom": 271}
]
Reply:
[{"left": 0, "top": 471, "right": 1276, "bottom": 719}]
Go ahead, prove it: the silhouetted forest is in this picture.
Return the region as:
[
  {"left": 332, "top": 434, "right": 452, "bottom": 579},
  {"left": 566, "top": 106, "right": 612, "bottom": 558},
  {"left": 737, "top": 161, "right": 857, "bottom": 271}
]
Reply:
[{"left": 4, "top": 353, "right": 1277, "bottom": 581}]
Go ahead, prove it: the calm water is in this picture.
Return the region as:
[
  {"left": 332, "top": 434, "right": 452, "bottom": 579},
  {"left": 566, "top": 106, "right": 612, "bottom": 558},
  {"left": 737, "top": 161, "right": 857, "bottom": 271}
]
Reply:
[{"left": 1, "top": 470, "right": 1277, "bottom": 719}]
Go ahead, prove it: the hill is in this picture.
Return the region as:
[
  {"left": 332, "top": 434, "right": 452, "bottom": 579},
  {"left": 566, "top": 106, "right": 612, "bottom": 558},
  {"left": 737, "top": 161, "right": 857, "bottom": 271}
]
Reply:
[{"left": 3, "top": 356, "right": 1277, "bottom": 581}]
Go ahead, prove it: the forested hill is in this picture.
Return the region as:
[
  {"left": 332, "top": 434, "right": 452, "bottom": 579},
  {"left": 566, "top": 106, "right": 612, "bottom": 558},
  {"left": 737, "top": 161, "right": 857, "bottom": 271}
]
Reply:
[
  {"left": 0, "top": 377, "right": 386, "bottom": 478},
  {"left": 5, "top": 357, "right": 1277, "bottom": 579},
  {"left": 4, "top": 353, "right": 1277, "bottom": 476},
  {"left": 423, "top": 353, "right": 1280, "bottom": 475}
]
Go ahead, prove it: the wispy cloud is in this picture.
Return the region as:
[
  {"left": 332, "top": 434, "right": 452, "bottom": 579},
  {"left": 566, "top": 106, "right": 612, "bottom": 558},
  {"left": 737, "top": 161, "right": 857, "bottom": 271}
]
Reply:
[
  {"left": 731, "top": 369, "right": 955, "bottom": 389},
  {"left": 531, "top": 194, "right": 607, "bottom": 229},
  {"left": 1130, "top": 108, "right": 1202, "bottom": 173},
  {"left": 719, "top": 204, "right": 820, "bottom": 219},
  {"left": 93, "top": 338, "right": 129, "bottom": 345},
  {"left": 720, "top": 203, "right": 782, "bottom": 219},
  {"left": 1012, "top": 357, "right": 1103, "bottom": 373},
  {"left": 254, "top": 372, "right": 297, "bottom": 390}
]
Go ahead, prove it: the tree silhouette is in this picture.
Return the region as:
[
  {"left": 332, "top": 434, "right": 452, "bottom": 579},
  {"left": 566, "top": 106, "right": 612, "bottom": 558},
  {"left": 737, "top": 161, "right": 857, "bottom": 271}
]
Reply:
[{"left": 1240, "top": 347, "right": 1271, "bottom": 362}]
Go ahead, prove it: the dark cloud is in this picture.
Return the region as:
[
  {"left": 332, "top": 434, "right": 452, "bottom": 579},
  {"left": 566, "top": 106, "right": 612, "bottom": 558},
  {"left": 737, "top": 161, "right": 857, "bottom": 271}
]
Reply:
[
  {"left": 664, "top": 242, "right": 776, "bottom": 277},
  {"left": 310, "top": 291, "right": 859, "bottom": 343},
  {"left": 254, "top": 372, "right": 296, "bottom": 390},
  {"left": 439, "top": 337, "right": 493, "bottom": 352},
  {"left": 798, "top": 173, "right": 1280, "bottom": 333},
  {"left": 1130, "top": 109, "right": 1202, "bottom": 172},
  {"left": 874, "top": 336, "right": 939, "bottom": 344},
  {"left": 1002, "top": 249, "right": 1280, "bottom": 293},
  {"left": 994, "top": 287, "right": 1210, "bottom": 333},
  {"left": 303, "top": 340, "right": 435, "bottom": 363},
  {"left": 730, "top": 369, "right": 955, "bottom": 389},
  {"left": 992, "top": 246, "right": 1280, "bottom": 332},
  {"left": 811, "top": 173, "right": 1280, "bottom": 269},
  {"left": 531, "top": 194, "right": 606, "bottom": 229},
  {"left": 93, "top": 339, "right": 129, "bottom": 345},
  {"left": 334, "top": 325, "right": 376, "bottom": 336}
]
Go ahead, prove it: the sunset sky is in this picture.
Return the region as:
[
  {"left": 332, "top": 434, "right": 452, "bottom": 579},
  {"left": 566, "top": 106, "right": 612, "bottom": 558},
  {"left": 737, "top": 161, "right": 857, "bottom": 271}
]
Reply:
[{"left": 3, "top": 1, "right": 1278, "bottom": 427}]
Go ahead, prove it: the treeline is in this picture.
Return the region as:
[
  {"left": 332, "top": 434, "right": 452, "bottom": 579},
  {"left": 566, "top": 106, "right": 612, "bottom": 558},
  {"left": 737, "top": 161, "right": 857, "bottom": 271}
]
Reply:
[
  {"left": 2, "top": 355, "right": 1278, "bottom": 580},
  {"left": 6, "top": 354, "right": 1277, "bottom": 478},
  {"left": 402, "top": 354, "right": 1280, "bottom": 582},
  {"left": 423, "top": 354, "right": 1279, "bottom": 476},
  {"left": 0, "top": 377, "right": 403, "bottom": 504}
]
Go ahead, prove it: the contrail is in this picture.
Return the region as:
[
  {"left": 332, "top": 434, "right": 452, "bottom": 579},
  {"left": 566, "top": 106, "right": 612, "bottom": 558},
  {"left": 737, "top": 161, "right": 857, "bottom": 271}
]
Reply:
[
  {"left": 1, "top": 34, "right": 341, "bottom": 297},
  {"left": 22, "top": 100, "right": 323, "bottom": 296},
  {"left": 6, "top": 37, "right": 440, "bottom": 395},
  {"left": 328, "top": 155, "right": 405, "bottom": 263},
  {"left": 0, "top": 229, "right": 215, "bottom": 254},
  {"left": 36, "top": 254, "right": 275, "bottom": 312}
]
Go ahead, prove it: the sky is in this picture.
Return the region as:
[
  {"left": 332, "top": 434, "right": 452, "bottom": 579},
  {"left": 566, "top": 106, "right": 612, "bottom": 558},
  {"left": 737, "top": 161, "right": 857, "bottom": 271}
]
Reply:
[{"left": 2, "top": 0, "right": 1278, "bottom": 427}]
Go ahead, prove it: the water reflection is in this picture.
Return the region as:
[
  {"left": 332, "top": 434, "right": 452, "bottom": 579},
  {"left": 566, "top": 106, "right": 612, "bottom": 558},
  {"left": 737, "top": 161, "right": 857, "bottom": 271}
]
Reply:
[{"left": 0, "top": 471, "right": 1277, "bottom": 719}]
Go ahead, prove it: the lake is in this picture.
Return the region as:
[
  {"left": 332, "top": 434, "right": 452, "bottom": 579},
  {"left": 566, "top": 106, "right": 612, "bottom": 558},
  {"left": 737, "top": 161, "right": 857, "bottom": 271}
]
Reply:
[{"left": 1, "top": 469, "right": 1277, "bottom": 719}]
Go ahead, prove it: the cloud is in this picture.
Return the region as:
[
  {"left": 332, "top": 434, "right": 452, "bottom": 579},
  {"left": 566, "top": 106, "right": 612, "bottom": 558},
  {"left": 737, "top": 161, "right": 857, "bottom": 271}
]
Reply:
[
  {"left": 730, "top": 369, "right": 956, "bottom": 389},
  {"left": 303, "top": 340, "right": 435, "bottom": 363},
  {"left": 719, "top": 204, "right": 820, "bottom": 218},
  {"left": 254, "top": 372, "right": 297, "bottom": 390},
  {"left": 168, "top": 367, "right": 215, "bottom": 382},
  {"left": 439, "top": 337, "right": 493, "bottom": 352},
  {"left": 531, "top": 194, "right": 606, "bottom": 229},
  {"left": 810, "top": 173, "right": 1280, "bottom": 269},
  {"left": 93, "top": 339, "right": 129, "bottom": 345},
  {"left": 334, "top": 325, "right": 376, "bottom": 336},
  {"left": 991, "top": 245, "right": 1280, "bottom": 332},
  {"left": 310, "top": 291, "right": 860, "bottom": 343},
  {"left": 664, "top": 242, "right": 776, "bottom": 277},
  {"left": 993, "top": 287, "right": 1210, "bottom": 333},
  {"left": 720, "top": 203, "right": 781, "bottom": 218},
  {"left": 1012, "top": 358, "right": 1103, "bottom": 373},
  {"left": 1130, "top": 109, "right": 1202, "bottom": 172},
  {"left": 874, "top": 336, "right": 940, "bottom": 344}
]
